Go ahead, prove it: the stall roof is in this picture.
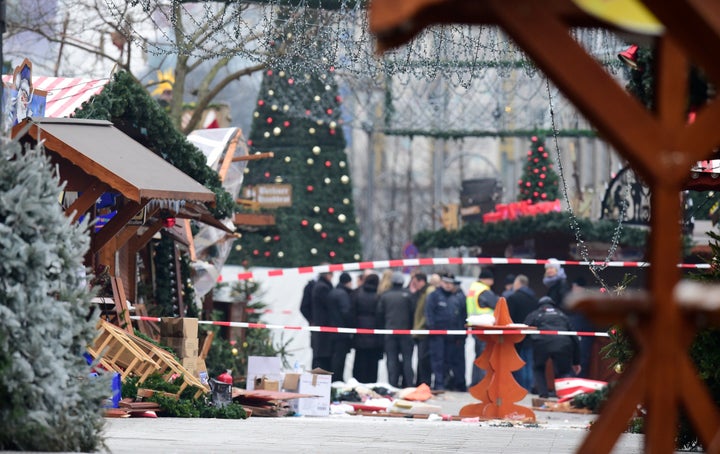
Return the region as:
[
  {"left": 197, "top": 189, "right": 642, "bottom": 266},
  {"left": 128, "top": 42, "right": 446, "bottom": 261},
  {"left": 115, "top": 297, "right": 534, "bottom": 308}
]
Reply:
[{"left": 12, "top": 117, "right": 215, "bottom": 204}]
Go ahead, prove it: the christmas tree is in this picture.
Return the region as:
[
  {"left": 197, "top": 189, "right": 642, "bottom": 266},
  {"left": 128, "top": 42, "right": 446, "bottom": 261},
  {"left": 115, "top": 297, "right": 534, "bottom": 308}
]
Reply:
[
  {"left": 0, "top": 143, "right": 106, "bottom": 450},
  {"left": 517, "top": 135, "right": 560, "bottom": 204},
  {"left": 229, "top": 65, "right": 362, "bottom": 267}
]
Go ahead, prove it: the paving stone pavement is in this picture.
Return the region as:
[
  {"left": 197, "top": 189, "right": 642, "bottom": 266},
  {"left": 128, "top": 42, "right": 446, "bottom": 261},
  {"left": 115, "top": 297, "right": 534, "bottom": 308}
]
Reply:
[{"left": 99, "top": 392, "right": 646, "bottom": 454}]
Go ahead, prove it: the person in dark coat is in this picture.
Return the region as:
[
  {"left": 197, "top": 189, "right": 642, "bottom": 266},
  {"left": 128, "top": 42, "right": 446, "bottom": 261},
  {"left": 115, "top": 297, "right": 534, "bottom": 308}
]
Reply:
[
  {"left": 376, "top": 272, "right": 415, "bottom": 388},
  {"left": 543, "top": 258, "right": 571, "bottom": 310},
  {"left": 568, "top": 276, "right": 597, "bottom": 378},
  {"left": 350, "top": 273, "right": 383, "bottom": 383},
  {"left": 326, "top": 272, "right": 354, "bottom": 382},
  {"left": 524, "top": 296, "right": 581, "bottom": 398},
  {"left": 310, "top": 270, "right": 334, "bottom": 371},
  {"left": 425, "top": 272, "right": 467, "bottom": 391},
  {"left": 505, "top": 274, "right": 538, "bottom": 391},
  {"left": 410, "top": 272, "right": 434, "bottom": 387}
]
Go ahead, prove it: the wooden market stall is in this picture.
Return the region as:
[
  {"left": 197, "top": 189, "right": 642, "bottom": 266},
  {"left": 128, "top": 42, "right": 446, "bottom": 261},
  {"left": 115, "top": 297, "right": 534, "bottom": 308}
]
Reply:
[
  {"left": 369, "top": 1, "right": 720, "bottom": 453},
  {"left": 11, "top": 117, "right": 221, "bottom": 312}
]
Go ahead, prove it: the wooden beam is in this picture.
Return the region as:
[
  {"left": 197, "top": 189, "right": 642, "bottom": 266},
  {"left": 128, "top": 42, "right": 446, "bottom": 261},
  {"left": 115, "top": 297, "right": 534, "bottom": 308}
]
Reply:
[
  {"left": 233, "top": 212, "right": 276, "bottom": 226},
  {"left": 65, "top": 181, "right": 109, "bottom": 222},
  {"left": 232, "top": 151, "right": 274, "bottom": 162},
  {"left": 91, "top": 200, "right": 146, "bottom": 254}
]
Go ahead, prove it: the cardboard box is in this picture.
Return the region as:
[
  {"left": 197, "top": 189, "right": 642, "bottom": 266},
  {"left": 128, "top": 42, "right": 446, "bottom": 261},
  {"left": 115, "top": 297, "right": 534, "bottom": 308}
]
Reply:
[
  {"left": 161, "top": 337, "right": 199, "bottom": 358},
  {"left": 181, "top": 356, "right": 198, "bottom": 375},
  {"left": 246, "top": 356, "right": 282, "bottom": 390},
  {"left": 290, "top": 369, "right": 332, "bottom": 416},
  {"left": 255, "top": 376, "right": 280, "bottom": 391},
  {"left": 160, "top": 317, "right": 198, "bottom": 338}
]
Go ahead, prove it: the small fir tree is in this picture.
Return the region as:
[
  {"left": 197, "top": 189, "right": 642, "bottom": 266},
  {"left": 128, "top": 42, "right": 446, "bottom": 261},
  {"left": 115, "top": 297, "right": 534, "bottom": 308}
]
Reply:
[
  {"left": 0, "top": 142, "right": 106, "bottom": 451},
  {"left": 517, "top": 135, "right": 560, "bottom": 204},
  {"left": 228, "top": 65, "right": 362, "bottom": 267}
]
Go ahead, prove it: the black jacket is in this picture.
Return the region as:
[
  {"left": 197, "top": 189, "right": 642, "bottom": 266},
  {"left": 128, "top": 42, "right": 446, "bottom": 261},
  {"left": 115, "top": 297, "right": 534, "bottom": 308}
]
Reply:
[
  {"left": 350, "top": 280, "right": 383, "bottom": 350},
  {"left": 376, "top": 284, "right": 415, "bottom": 330},
  {"left": 310, "top": 276, "right": 334, "bottom": 357},
  {"left": 327, "top": 284, "right": 354, "bottom": 341},
  {"left": 524, "top": 300, "right": 580, "bottom": 364}
]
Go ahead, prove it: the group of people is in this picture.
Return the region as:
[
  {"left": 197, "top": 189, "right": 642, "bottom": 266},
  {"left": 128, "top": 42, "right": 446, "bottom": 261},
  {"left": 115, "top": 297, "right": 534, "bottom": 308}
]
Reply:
[{"left": 300, "top": 259, "right": 596, "bottom": 397}]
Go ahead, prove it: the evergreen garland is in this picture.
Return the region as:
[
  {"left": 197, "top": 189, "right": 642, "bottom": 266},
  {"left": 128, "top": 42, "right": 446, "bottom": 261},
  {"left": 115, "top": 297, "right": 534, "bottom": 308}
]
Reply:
[
  {"left": 0, "top": 142, "right": 106, "bottom": 451},
  {"left": 413, "top": 211, "right": 649, "bottom": 253}
]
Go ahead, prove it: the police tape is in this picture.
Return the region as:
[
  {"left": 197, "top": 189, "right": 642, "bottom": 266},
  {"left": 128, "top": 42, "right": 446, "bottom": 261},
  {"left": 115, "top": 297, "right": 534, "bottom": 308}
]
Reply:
[
  {"left": 130, "top": 315, "right": 609, "bottom": 337},
  {"left": 230, "top": 256, "right": 709, "bottom": 281}
]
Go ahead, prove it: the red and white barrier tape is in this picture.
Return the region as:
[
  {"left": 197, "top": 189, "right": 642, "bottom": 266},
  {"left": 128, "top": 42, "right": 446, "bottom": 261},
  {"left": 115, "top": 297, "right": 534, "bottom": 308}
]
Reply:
[
  {"left": 130, "top": 315, "right": 609, "bottom": 337},
  {"left": 229, "top": 257, "right": 709, "bottom": 281}
]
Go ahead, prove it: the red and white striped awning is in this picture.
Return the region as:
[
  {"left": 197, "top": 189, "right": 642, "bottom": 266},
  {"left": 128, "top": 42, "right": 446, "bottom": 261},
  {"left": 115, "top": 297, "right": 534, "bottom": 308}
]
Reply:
[{"left": 2, "top": 75, "right": 109, "bottom": 118}]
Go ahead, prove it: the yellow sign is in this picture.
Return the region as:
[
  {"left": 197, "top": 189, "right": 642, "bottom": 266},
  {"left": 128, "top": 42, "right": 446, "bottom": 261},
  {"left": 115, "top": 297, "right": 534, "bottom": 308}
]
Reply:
[{"left": 573, "top": 0, "right": 663, "bottom": 35}]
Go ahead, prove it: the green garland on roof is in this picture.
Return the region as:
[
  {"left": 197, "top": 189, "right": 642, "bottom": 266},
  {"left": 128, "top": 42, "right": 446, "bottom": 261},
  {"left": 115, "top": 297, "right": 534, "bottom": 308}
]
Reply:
[
  {"left": 73, "top": 71, "right": 235, "bottom": 219},
  {"left": 413, "top": 212, "right": 649, "bottom": 252}
]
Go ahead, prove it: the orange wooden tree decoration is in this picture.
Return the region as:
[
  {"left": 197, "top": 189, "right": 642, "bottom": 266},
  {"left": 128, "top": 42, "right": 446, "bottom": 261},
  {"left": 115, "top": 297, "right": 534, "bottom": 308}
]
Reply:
[
  {"left": 370, "top": 1, "right": 720, "bottom": 452},
  {"left": 460, "top": 298, "right": 535, "bottom": 421}
]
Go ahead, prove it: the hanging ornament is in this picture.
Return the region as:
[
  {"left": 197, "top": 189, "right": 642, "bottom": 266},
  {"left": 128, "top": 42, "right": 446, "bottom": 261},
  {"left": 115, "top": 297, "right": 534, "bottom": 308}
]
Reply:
[
  {"left": 325, "top": 160, "right": 332, "bottom": 167},
  {"left": 329, "top": 129, "right": 336, "bottom": 135},
  {"left": 527, "top": 150, "right": 532, "bottom": 156},
  {"left": 278, "top": 70, "right": 285, "bottom": 77},
  {"left": 311, "top": 248, "right": 318, "bottom": 255},
  {"left": 325, "top": 84, "right": 331, "bottom": 90},
  {"left": 543, "top": 153, "right": 548, "bottom": 158},
  {"left": 329, "top": 251, "right": 336, "bottom": 258},
  {"left": 313, "top": 206, "right": 320, "bottom": 213},
  {"left": 540, "top": 173, "right": 546, "bottom": 179},
  {"left": 258, "top": 100, "right": 265, "bottom": 106},
  {"left": 313, "top": 223, "right": 322, "bottom": 232},
  {"left": 288, "top": 78, "right": 294, "bottom": 85},
  {"left": 305, "top": 109, "right": 311, "bottom": 116},
  {"left": 327, "top": 207, "right": 335, "bottom": 214},
  {"left": 339, "top": 161, "right": 346, "bottom": 168},
  {"left": 337, "top": 214, "right": 347, "bottom": 222},
  {"left": 266, "top": 70, "right": 273, "bottom": 76},
  {"left": 541, "top": 193, "right": 547, "bottom": 199},
  {"left": 277, "top": 251, "right": 284, "bottom": 258},
  {"left": 321, "top": 232, "right": 328, "bottom": 239},
  {"left": 533, "top": 192, "right": 539, "bottom": 197},
  {"left": 307, "top": 158, "right": 314, "bottom": 165},
  {"left": 271, "top": 104, "right": 278, "bottom": 111},
  {"left": 273, "top": 127, "right": 281, "bottom": 136},
  {"left": 533, "top": 158, "right": 539, "bottom": 163},
  {"left": 284, "top": 156, "right": 291, "bottom": 163},
  {"left": 517, "top": 179, "right": 523, "bottom": 185},
  {"left": 244, "top": 168, "right": 250, "bottom": 174},
  {"left": 283, "top": 105, "right": 289, "bottom": 112},
  {"left": 353, "top": 254, "right": 360, "bottom": 261},
  {"left": 324, "top": 177, "right": 331, "bottom": 184},
  {"left": 283, "top": 121, "right": 290, "bottom": 127},
  {"left": 348, "top": 230, "right": 356, "bottom": 237},
  {"left": 533, "top": 168, "right": 539, "bottom": 174},
  {"left": 264, "top": 251, "right": 271, "bottom": 257},
  {"left": 326, "top": 108, "right": 333, "bottom": 115},
  {"left": 314, "top": 95, "right": 321, "bottom": 102},
  {"left": 301, "top": 219, "right": 309, "bottom": 227},
  {"left": 340, "top": 175, "right": 350, "bottom": 184},
  {"left": 337, "top": 237, "right": 344, "bottom": 244},
  {"left": 330, "top": 121, "right": 337, "bottom": 129},
  {"left": 525, "top": 182, "right": 531, "bottom": 187},
  {"left": 264, "top": 236, "right": 272, "bottom": 243},
  {"left": 542, "top": 166, "right": 547, "bottom": 171},
  {"left": 247, "top": 139, "right": 253, "bottom": 146},
  {"left": 273, "top": 235, "right": 280, "bottom": 241},
  {"left": 538, "top": 182, "right": 544, "bottom": 187},
  {"left": 614, "top": 363, "right": 624, "bottom": 374},
  {"left": 316, "top": 119, "right": 324, "bottom": 126},
  {"left": 342, "top": 198, "right": 350, "bottom": 205},
  {"left": 264, "top": 171, "right": 271, "bottom": 178},
  {"left": 312, "top": 146, "right": 321, "bottom": 155},
  {"left": 235, "top": 244, "right": 242, "bottom": 251},
  {"left": 531, "top": 136, "right": 537, "bottom": 142},
  {"left": 263, "top": 132, "right": 270, "bottom": 138},
  {"left": 309, "top": 128, "right": 316, "bottom": 134},
  {"left": 538, "top": 146, "right": 544, "bottom": 152},
  {"left": 253, "top": 249, "right": 259, "bottom": 255},
  {"left": 267, "top": 89, "right": 274, "bottom": 96},
  {"left": 253, "top": 112, "right": 259, "bottom": 118},
  {"left": 307, "top": 185, "right": 314, "bottom": 192}
]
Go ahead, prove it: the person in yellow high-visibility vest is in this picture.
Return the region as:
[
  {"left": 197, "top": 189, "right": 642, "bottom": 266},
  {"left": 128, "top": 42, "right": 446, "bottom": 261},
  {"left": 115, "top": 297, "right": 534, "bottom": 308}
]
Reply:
[{"left": 466, "top": 268, "right": 499, "bottom": 386}]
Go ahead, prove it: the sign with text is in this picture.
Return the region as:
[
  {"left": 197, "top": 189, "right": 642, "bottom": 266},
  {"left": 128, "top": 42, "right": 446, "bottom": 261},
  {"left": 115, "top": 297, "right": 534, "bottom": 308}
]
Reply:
[{"left": 243, "top": 184, "right": 293, "bottom": 208}]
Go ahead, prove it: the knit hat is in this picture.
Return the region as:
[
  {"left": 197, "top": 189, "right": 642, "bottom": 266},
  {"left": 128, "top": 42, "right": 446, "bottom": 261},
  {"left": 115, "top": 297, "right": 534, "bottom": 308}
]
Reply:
[
  {"left": 538, "top": 296, "right": 555, "bottom": 306},
  {"left": 504, "top": 274, "right": 516, "bottom": 285},
  {"left": 339, "top": 272, "right": 352, "bottom": 284},
  {"left": 545, "top": 258, "right": 562, "bottom": 271},
  {"left": 391, "top": 271, "right": 405, "bottom": 285},
  {"left": 479, "top": 268, "right": 494, "bottom": 280}
]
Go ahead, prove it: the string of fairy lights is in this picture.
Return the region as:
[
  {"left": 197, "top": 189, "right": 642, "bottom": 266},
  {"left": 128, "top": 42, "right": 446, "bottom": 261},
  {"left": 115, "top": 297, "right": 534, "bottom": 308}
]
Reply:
[{"left": 103, "top": 0, "right": 629, "bottom": 135}]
